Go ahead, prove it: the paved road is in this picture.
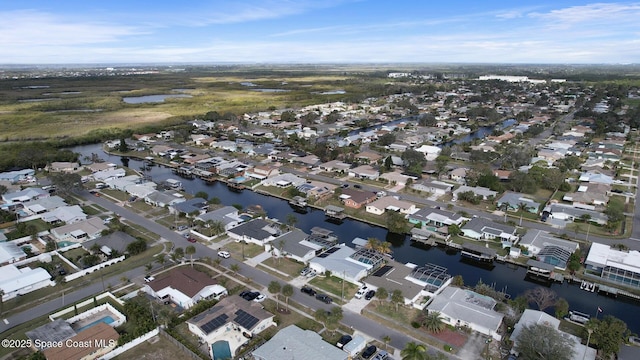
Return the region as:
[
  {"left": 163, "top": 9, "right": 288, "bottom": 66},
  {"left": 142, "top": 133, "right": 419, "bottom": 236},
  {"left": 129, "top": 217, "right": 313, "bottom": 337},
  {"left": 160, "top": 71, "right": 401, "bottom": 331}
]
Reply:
[{"left": 3, "top": 191, "right": 457, "bottom": 358}]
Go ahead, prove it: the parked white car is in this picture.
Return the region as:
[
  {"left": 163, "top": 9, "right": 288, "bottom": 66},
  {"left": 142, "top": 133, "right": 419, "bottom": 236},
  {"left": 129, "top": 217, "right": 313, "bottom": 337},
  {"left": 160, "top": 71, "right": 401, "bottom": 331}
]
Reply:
[{"left": 217, "top": 251, "right": 230, "bottom": 258}]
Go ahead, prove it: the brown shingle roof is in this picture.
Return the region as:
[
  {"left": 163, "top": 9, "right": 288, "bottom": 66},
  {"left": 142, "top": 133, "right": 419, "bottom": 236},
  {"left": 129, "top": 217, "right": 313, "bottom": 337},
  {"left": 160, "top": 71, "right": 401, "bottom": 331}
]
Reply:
[{"left": 148, "top": 267, "right": 216, "bottom": 298}]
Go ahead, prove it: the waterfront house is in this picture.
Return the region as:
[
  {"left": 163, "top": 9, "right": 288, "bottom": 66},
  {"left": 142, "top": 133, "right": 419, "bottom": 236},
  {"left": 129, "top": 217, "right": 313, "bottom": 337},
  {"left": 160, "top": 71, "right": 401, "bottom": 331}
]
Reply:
[
  {"left": 195, "top": 206, "right": 244, "bottom": 231},
  {"left": 427, "top": 286, "right": 503, "bottom": 340},
  {"left": 510, "top": 310, "right": 595, "bottom": 360},
  {"left": 169, "top": 197, "right": 208, "bottom": 216},
  {"left": 408, "top": 207, "right": 468, "bottom": 229},
  {"left": 585, "top": 242, "right": 640, "bottom": 288},
  {"left": 227, "top": 218, "right": 280, "bottom": 246},
  {"left": 340, "top": 188, "right": 377, "bottom": 209},
  {"left": 144, "top": 190, "right": 185, "bottom": 208},
  {"left": 308, "top": 245, "right": 375, "bottom": 284},
  {"left": 269, "top": 229, "right": 320, "bottom": 263},
  {"left": 365, "top": 196, "right": 417, "bottom": 216},
  {"left": 461, "top": 217, "right": 519, "bottom": 247}
]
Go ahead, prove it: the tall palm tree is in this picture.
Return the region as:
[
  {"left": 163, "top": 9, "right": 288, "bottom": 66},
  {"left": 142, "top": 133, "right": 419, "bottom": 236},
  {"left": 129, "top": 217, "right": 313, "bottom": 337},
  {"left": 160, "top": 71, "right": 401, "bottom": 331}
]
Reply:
[
  {"left": 281, "top": 284, "right": 293, "bottom": 311},
  {"left": 401, "top": 342, "right": 427, "bottom": 360},
  {"left": 185, "top": 245, "right": 196, "bottom": 267}
]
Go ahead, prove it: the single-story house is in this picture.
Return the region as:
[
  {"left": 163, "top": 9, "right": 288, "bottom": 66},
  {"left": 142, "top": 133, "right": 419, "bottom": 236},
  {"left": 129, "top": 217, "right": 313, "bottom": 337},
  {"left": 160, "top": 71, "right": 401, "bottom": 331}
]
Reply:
[
  {"left": 144, "top": 190, "right": 186, "bottom": 208},
  {"left": 308, "top": 245, "right": 375, "bottom": 284},
  {"left": 143, "top": 267, "right": 227, "bottom": 309},
  {"left": 41, "top": 205, "right": 87, "bottom": 224},
  {"left": 82, "top": 231, "right": 137, "bottom": 257},
  {"left": 269, "top": 229, "right": 321, "bottom": 263},
  {"left": 546, "top": 203, "right": 608, "bottom": 225},
  {"left": 0, "top": 241, "right": 26, "bottom": 265},
  {"left": 496, "top": 192, "right": 541, "bottom": 213},
  {"left": 461, "top": 217, "right": 519, "bottom": 247},
  {"left": 195, "top": 206, "right": 244, "bottom": 231},
  {"left": 104, "top": 175, "right": 140, "bottom": 191},
  {"left": 0, "top": 264, "right": 54, "bottom": 301},
  {"left": 50, "top": 217, "right": 108, "bottom": 242},
  {"left": 0, "top": 169, "right": 35, "bottom": 183},
  {"left": 92, "top": 168, "right": 126, "bottom": 182},
  {"left": 411, "top": 179, "right": 454, "bottom": 196},
  {"left": 22, "top": 195, "right": 67, "bottom": 215},
  {"left": 187, "top": 297, "right": 275, "bottom": 358},
  {"left": 427, "top": 286, "right": 503, "bottom": 340},
  {"left": 348, "top": 165, "right": 380, "bottom": 180},
  {"left": 365, "top": 196, "right": 417, "bottom": 216},
  {"left": 449, "top": 167, "right": 468, "bottom": 183},
  {"left": 579, "top": 171, "right": 614, "bottom": 185},
  {"left": 47, "top": 161, "right": 80, "bottom": 173},
  {"left": 318, "top": 160, "right": 352, "bottom": 173},
  {"left": 452, "top": 186, "right": 498, "bottom": 202},
  {"left": 252, "top": 325, "right": 348, "bottom": 360},
  {"left": 170, "top": 197, "right": 208, "bottom": 216},
  {"left": 585, "top": 242, "right": 640, "bottom": 288},
  {"left": 340, "top": 188, "right": 377, "bottom": 209},
  {"left": 408, "top": 207, "right": 469, "bottom": 228},
  {"left": 519, "top": 229, "right": 579, "bottom": 256},
  {"left": 510, "top": 310, "right": 595, "bottom": 360},
  {"left": 260, "top": 173, "right": 306, "bottom": 188},
  {"left": 2, "top": 187, "right": 49, "bottom": 204},
  {"left": 227, "top": 218, "right": 280, "bottom": 246},
  {"left": 42, "top": 323, "right": 120, "bottom": 360}
]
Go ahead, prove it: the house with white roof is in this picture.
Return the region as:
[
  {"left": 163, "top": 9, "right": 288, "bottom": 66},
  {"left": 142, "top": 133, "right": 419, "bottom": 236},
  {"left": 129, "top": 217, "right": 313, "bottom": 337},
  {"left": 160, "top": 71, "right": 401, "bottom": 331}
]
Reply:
[
  {"left": 92, "top": 168, "right": 126, "bottom": 182},
  {"left": 365, "top": 196, "right": 417, "bottom": 216},
  {"left": 0, "top": 241, "right": 26, "bottom": 265},
  {"left": 195, "top": 206, "right": 244, "bottom": 231},
  {"left": 408, "top": 207, "right": 469, "bottom": 228},
  {"left": 461, "top": 217, "right": 519, "bottom": 247},
  {"left": 2, "top": 187, "right": 49, "bottom": 205},
  {"left": 348, "top": 165, "right": 380, "bottom": 180},
  {"left": 579, "top": 171, "right": 614, "bottom": 185},
  {"left": 252, "top": 325, "right": 348, "bottom": 360},
  {"left": 124, "top": 182, "right": 157, "bottom": 198},
  {"left": 452, "top": 186, "right": 497, "bottom": 202},
  {"left": 510, "top": 309, "right": 595, "bottom": 360},
  {"left": 105, "top": 175, "right": 141, "bottom": 191},
  {"left": 308, "top": 244, "right": 379, "bottom": 284},
  {"left": 21, "top": 195, "right": 67, "bottom": 215},
  {"left": 260, "top": 173, "right": 306, "bottom": 188},
  {"left": 427, "top": 286, "right": 503, "bottom": 340},
  {"left": 411, "top": 179, "right": 454, "bottom": 196},
  {"left": 414, "top": 145, "right": 442, "bottom": 161},
  {"left": 585, "top": 242, "right": 640, "bottom": 288},
  {"left": 547, "top": 203, "right": 608, "bottom": 225},
  {"left": 41, "top": 205, "right": 87, "bottom": 224},
  {"left": 0, "top": 169, "right": 35, "bottom": 183},
  {"left": 0, "top": 264, "right": 54, "bottom": 301},
  {"left": 50, "top": 217, "right": 108, "bottom": 242}
]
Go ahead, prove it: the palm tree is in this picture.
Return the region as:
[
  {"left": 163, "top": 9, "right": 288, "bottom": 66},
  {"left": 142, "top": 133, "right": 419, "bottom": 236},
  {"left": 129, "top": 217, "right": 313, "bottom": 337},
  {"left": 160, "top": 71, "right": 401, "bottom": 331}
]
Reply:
[
  {"left": 366, "top": 237, "right": 382, "bottom": 251},
  {"left": 185, "top": 245, "right": 196, "bottom": 267},
  {"left": 376, "top": 287, "right": 389, "bottom": 305},
  {"left": 423, "top": 311, "right": 445, "bottom": 334},
  {"left": 268, "top": 281, "right": 282, "bottom": 310},
  {"left": 210, "top": 220, "right": 225, "bottom": 237},
  {"left": 230, "top": 263, "right": 240, "bottom": 276},
  {"left": 281, "top": 284, "right": 293, "bottom": 311},
  {"left": 285, "top": 213, "right": 298, "bottom": 230},
  {"left": 382, "top": 335, "right": 391, "bottom": 350},
  {"left": 156, "top": 253, "right": 165, "bottom": 267},
  {"left": 401, "top": 342, "right": 427, "bottom": 360}
]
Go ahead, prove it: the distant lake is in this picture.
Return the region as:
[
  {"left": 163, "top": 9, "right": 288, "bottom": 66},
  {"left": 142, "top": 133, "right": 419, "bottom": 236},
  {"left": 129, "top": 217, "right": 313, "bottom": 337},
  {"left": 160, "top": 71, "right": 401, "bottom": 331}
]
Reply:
[
  {"left": 314, "top": 90, "right": 346, "bottom": 95},
  {"left": 122, "top": 94, "right": 192, "bottom": 104},
  {"left": 240, "top": 82, "right": 257, "bottom": 87}
]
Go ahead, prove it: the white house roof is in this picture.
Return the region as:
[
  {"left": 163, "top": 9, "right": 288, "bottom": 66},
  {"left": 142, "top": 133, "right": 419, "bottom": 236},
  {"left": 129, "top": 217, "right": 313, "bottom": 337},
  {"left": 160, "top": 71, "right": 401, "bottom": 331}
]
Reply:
[
  {"left": 585, "top": 242, "right": 640, "bottom": 271},
  {"left": 41, "top": 205, "right": 86, "bottom": 223},
  {"left": 252, "top": 325, "right": 348, "bottom": 360},
  {"left": 0, "top": 265, "right": 52, "bottom": 296},
  {"left": 0, "top": 242, "right": 25, "bottom": 264},
  {"left": 428, "top": 286, "right": 503, "bottom": 332},
  {"left": 311, "top": 246, "right": 370, "bottom": 280}
]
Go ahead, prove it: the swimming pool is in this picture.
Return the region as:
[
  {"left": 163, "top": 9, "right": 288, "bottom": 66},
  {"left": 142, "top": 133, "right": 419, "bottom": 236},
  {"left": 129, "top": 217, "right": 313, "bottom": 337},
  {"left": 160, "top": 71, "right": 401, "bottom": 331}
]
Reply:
[
  {"left": 75, "top": 315, "right": 115, "bottom": 332},
  {"left": 57, "top": 241, "right": 77, "bottom": 248},
  {"left": 211, "top": 340, "right": 232, "bottom": 360},
  {"left": 233, "top": 176, "right": 246, "bottom": 183}
]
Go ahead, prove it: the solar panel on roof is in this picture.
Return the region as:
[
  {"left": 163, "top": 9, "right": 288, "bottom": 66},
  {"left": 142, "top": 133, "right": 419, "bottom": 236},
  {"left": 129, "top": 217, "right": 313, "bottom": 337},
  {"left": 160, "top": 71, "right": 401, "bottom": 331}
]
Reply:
[
  {"left": 200, "top": 314, "right": 228, "bottom": 334},
  {"left": 234, "top": 309, "right": 259, "bottom": 329},
  {"left": 372, "top": 265, "right": 393, "bottom": 277}
]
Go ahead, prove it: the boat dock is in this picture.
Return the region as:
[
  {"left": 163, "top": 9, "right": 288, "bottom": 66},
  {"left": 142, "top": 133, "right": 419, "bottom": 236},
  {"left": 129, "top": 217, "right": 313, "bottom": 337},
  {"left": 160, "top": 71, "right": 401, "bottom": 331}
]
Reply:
[
  {"left": 460, "top": 242, "right": 497, "bottom": 263},
  {"left": 324, "top": 205, "right": 347, "bottom": 221}
]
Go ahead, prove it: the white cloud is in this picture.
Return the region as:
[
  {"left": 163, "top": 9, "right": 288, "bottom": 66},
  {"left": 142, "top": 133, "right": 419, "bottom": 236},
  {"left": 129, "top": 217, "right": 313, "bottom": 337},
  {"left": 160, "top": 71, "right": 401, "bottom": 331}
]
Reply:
[
  {"left": 0, "top": 10, "right": 144, "bottom": 47},
  {"left": 529, "top": 2, "right": 640, "bottom": 25}
]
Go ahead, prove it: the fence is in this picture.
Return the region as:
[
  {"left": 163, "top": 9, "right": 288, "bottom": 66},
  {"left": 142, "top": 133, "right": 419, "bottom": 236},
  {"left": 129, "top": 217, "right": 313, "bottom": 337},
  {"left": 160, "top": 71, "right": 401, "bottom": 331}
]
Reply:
[
  {"left": 49, "top": 292, "right": 124, "bottom": 321},
  {"left": 98, "top": 328, "right": 159, "bottom": 360},
  {"left": 64, "top": 255, "right": 126, "bottom": 282}
]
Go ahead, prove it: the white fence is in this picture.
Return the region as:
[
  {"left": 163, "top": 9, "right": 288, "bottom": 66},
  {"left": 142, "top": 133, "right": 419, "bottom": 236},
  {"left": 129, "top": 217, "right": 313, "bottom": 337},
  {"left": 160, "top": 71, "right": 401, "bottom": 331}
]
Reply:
[
  {"left": 98, "top": 328, "right": 159, "bottom": 360},
  {"left": 65, "top": 303, "right": 126, "bottom": 328},
  {"left": 49, "top": 292, "right": 124, "bottom": 321},
  {"left": 64, "top": 255, "right": 126, "bottom": 282}
]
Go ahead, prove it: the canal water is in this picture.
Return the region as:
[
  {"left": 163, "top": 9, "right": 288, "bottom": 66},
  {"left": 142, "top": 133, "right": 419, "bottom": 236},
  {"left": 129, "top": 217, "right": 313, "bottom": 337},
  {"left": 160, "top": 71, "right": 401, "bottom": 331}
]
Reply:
[{"left": 72, "top": 143, "right": 640, "bottom": 334}]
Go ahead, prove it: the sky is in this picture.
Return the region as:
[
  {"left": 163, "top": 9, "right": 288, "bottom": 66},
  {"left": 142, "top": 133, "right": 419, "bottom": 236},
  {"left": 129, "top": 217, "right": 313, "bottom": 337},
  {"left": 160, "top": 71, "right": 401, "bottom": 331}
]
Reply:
[{"left": 1, "top": 0, "right": 639, "bottom": 64}]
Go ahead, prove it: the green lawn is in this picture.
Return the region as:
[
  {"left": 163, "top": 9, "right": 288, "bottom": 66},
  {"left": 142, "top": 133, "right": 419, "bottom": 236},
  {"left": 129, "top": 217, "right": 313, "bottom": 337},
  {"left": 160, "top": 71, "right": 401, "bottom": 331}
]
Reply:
[
  {"left": 224, "top": 241, "right": 264, "bottom": 260},
  {"left": 261, "top": 257, "right": 306, "bottom": 278},
  {"left": 308, "top": 275, "right": 359, "bottom": 303}
]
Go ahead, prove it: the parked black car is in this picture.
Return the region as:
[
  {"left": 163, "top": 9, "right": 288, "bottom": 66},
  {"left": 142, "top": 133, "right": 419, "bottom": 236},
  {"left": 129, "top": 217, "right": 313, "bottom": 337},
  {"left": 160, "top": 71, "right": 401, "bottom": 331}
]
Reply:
[
  {"left": 336, "top": 334, "right": 352, "bottom": 348},
  {"left": 301, "top": 286, "right": 317, "bottom": 296},
  {"left": 362, "top": 345, "right": 377, "bottom": 359},
  {"left": 315, "top": 293, "right": 333, "bottom": 304},
  {"left": 365, "top": 289, "right": 376, "bottom": 300}
]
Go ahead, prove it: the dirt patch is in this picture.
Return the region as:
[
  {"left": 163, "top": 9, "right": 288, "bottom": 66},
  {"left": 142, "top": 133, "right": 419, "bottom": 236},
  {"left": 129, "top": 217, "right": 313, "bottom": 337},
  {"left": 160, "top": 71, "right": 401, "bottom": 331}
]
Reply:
[
  {"left": 430, "top": 329, "right": 467, "bottom": 348},
  {"left": 277, "top": 308, "right": 291, "bottom": 315}
]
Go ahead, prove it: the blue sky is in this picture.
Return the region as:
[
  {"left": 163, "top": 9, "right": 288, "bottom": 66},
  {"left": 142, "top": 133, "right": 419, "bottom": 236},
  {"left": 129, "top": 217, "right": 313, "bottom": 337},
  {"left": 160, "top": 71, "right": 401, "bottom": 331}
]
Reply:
[{"left": 2, "top": 1, "right": 639, "bottom": 64}]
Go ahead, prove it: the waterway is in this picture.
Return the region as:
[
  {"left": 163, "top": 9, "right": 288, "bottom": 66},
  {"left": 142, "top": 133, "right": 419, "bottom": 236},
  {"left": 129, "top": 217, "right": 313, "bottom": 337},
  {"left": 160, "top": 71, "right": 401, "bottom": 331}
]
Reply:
[{"left": 71, "top": 143, "right": 640, "bottom": 334}]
